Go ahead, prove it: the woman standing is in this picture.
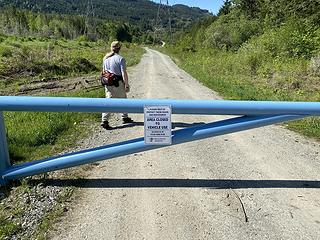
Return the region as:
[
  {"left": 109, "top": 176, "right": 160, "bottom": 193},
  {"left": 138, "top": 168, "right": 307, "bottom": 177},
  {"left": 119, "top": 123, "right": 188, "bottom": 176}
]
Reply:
[{"left": 101, "top": 41, "right": 133, "bottom": 130}]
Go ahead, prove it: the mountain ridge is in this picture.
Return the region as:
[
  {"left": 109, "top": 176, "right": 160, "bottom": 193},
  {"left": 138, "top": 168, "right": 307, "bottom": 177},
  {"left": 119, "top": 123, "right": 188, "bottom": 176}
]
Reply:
[{"left": 0, "top": 0, "right": 211, "bottom": 29}]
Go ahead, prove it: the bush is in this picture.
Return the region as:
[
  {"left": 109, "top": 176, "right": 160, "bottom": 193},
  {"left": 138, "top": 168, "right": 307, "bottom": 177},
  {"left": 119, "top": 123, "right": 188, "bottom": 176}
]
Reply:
[
  {"left": 253, "top": 19, "right": 320, "bottom": 59},
  {"left": 205, "top": 11, "right": 262, "bottom": 50},
  {"left": 70, "top": 57, "right": 98, "bottom": 73},
  {"left": 177, "top": 35, "right": 196, "bottom": 52},
  {"left": 0, "top": 47, "right": 13, "bottom": 57},
  {"left": 237, "top": 38, "right": 273, "bottom": 76},
  {"left": 76, "top": 35, "right": 90, "bottom": 42}
]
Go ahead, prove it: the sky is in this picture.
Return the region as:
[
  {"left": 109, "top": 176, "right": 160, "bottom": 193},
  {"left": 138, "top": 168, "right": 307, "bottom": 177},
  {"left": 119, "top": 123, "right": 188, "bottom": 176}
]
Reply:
[{"left": 151, "top": 0, "right": 225, "bottom": 14}]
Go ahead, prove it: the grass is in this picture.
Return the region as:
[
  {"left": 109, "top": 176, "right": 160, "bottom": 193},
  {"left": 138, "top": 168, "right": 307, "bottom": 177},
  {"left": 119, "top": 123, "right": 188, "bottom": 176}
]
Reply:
[
  {"left": 4, "top": 88, "right": 105, "bottom": 164},
  {"left": 0, "top": 37, "right": 145, "bottom": 239},
  {"left": 0, "top": 35, "right": 145, "bottom": 88},
  {"left": 0, "top": 210, "right": 21, "bottom": 240},
  {"left": 161, "top": 46, "right": 320, "bottom": 140},
  {"left": 1, "top": 36, "right": 145, "bottom": 163}
]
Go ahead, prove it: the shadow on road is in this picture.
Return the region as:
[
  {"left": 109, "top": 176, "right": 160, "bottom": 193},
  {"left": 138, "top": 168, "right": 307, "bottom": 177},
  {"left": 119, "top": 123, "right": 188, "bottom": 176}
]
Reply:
[{"left": 34, "top": 178, "right": 320, "bottom": 189}]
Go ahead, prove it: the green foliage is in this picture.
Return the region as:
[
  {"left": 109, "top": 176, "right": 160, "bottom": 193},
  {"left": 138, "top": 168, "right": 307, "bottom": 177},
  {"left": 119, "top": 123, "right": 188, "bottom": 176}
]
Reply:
[
  {"left": 178, "top": 35, "right": 196, "bottom": 52},
  {"left": 248, "top": 19, "right": 320, "bottom": 59},
  {"left": 310, "top": 56, "right": 320, "bottom": 76},
  {"left": 114, "top": 24, "right": 133, "bottom": 43},
  {"left": 171, "top": 16, "right": 216, "bottom": 52},
  {"left": 76, "top": 35, "right": 90, "bottom": 42},
  {"left": 176, "top": 0, "right": 320, "bottom": 59},
  {"left": 4, "top": 89, "right": 103, "bottom": 163},
  {"left": 0, "top": 1, "right": 211, "bottom": 43},
  {"left": 218, "top": 0, "right": 233, "bottom": 16},
  {"left": 0, "top": 218, "right": 21, "bottom": 240},
  {"left": 162, "top": 0, "right": 320, "bottom": 139},
  {"left": 0, "top": 36, "right": 106, "bottom": 80},
  {"left": 205, "top": 11, "right": 262, "bottom": 50},
  {"left": 0, "top": 8, "right": 130, "bottom": 42},
  {"left": 288, "top": 117, "right": 320, "bottom": 139},
  {"left": 233, "top": 0, "right": 320, "bottom": 26},
  {"left": 0, "top": 45, "right": 13, "bottom": 57},
  {"left": 0, "top": 38, "right": 145, "bottom": 164},
  {"left": 232, "top": 0, "right": 263, "bottom": 19},
  {"left": 163, "top": 45, "right": 320, "bottom": 138},
  {"left": 141, "top": 34, "right": 154, "bottom": 45}
]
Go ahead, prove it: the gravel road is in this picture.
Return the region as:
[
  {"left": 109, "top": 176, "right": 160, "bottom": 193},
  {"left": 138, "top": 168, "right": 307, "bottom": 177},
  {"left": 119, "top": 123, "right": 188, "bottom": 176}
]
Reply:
[{"left": 50, "top": 48, "right": 320, "bottom": 240}]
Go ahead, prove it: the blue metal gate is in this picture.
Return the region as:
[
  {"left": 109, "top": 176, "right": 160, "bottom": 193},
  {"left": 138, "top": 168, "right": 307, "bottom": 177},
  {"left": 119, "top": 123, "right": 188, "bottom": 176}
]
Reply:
[{"left": 1, "top": 96, "right": 319, "bottom": 185}]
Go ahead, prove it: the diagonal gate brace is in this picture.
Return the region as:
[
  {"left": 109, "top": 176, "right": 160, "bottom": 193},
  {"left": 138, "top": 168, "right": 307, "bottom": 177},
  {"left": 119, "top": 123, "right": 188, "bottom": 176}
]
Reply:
[{"left": 1, "top": 114, "right": 304, "bottom": 182}]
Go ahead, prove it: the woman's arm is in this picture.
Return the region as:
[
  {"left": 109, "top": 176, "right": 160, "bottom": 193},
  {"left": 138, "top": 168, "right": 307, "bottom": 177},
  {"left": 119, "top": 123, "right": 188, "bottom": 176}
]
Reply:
[{"left": 122, "top": 69, "right": 130, "bottom": 92}]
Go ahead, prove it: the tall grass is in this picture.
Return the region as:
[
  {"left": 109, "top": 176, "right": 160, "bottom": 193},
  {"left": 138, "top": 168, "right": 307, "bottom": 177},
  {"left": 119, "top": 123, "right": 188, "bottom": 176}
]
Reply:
[
  {"left": 162, "top": 42, "right": 320, "bottom": 139},
  {"left": 4, "top": 89, "right": 104, "bottom": 164},
  {"left": 0, "top": 36, "right": 145, "bottom": 86},
  {"left": 1, "top": 36, "right": 145, "bottom": 163}
]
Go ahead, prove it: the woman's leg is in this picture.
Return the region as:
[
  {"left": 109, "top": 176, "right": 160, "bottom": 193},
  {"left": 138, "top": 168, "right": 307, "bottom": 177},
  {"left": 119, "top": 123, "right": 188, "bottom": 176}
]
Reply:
[
  {"left": 101, "top": 86, "right": 114, "bottom": 123},
  {"left": 114, "top": 81, "right": 129, "bottom": 119}
]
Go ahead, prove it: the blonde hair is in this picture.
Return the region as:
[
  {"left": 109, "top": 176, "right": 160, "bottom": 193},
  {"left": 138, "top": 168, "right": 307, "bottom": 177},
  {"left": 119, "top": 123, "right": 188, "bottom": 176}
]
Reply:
[{"left": 104, "top": 41, "right": 121, "bottom": 60}]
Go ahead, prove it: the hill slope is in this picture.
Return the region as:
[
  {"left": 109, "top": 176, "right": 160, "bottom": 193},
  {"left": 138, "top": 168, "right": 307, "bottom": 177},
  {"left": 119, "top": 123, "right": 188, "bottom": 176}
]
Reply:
[{"left": 0, "top": 0, "right": 211, "bottom": 29}]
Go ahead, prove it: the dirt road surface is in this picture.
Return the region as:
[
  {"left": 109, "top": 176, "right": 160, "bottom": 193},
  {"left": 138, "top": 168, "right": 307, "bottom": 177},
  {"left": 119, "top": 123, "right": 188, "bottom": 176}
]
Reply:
[{"left": 50, "top": 49, "right": 320, "bottom": 240}]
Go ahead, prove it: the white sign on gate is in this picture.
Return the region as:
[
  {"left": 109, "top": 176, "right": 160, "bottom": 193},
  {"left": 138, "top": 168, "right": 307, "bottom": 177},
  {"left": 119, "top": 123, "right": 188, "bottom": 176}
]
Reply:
[{"left": 144, "top": 105, "right": 172, "bottom": 145}]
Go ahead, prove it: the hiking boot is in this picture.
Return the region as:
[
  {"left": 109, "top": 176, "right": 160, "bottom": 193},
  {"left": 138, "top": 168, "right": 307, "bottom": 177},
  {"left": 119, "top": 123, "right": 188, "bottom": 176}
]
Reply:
[
  {"left": 122, "top": 117, "right": 134, "bottom": 124},
  {"left": 101, "top": 121, "right": 112, "bottom": 130}
]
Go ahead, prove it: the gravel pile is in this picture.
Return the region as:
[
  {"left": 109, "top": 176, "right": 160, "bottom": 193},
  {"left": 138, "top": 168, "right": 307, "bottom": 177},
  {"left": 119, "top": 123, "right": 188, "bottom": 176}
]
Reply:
[{"left": 0, "top": 181, "right": 70, "bottom": 239}]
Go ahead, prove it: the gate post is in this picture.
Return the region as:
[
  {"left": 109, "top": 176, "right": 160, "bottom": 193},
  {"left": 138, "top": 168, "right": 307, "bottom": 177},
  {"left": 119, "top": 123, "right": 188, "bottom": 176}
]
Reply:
[{"left": 0, "top": 112, "right": 10, "bottom": 185}]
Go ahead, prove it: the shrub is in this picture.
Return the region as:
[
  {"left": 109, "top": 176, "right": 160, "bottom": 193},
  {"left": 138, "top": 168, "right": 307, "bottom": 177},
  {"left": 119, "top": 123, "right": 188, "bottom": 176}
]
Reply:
[
  {"left": 205, "top": 11, "right": 262, "bottom": 50},
  {"left": 0, "top": 47, "right": 13, "bottom": 57},
  {"left": 76, "top": 35, "right": 90, "bottom": 42},
  {"left": 177, "top": 35, "right": 196, "bottom": 52},
  {"left": 254, "top": 19, "right": 320, "bottom": 59},
  {"left": 71, "top": 57, "right": 98, "bottom": 73}
]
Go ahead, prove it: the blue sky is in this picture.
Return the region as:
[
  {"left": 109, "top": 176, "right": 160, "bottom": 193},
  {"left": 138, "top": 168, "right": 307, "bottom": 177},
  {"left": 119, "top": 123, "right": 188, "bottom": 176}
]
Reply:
[{"left": 151, "top": 0, "right": 225, "bottom": 14}]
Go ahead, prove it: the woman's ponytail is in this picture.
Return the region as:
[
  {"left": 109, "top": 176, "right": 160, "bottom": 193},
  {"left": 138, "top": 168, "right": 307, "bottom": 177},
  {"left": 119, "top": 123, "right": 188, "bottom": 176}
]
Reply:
[{"left": 104, "top": 51, "right": 115, "bottom": 60}]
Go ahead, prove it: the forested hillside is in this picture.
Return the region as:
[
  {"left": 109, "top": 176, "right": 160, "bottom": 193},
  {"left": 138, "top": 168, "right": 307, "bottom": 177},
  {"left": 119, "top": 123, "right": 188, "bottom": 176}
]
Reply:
[
  {"left": 165, "top": 0, "right": 320, "bottom": 138},
  {"left": 0, "top": 0, "right": 210, "bottom": 42},
  {"left": 0, "top": 0, "right": 210, "bottom": 25},
  {"left": 0, "top": 8, "right": 141, "bottom": 42},
  {"left": 175, "top": 0, "right": 319, "bottom": 56}
]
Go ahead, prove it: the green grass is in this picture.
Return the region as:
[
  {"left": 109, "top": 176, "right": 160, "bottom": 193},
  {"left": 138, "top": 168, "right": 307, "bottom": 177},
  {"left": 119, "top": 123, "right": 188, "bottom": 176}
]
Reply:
[
  {"left": 161, "top": 46, "right": 320, "bottom": 140},
  {"left": 0, "top": 213, "right": 21, "bottom": 240},
  {"left": 0, "top": 36, "right": 145, "bottom": 87},
  {"left": 1, "top": 36, "right": 145, "bottom": 164},
  {"left": 4, "top": 88, "right": 105, "bottom": 164}
]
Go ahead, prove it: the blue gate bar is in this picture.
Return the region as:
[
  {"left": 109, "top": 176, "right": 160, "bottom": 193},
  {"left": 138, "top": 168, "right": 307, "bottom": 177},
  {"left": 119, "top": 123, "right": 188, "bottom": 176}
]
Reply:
[
  {"left": 0, "top": 112, "right": 10, "bottom": 169},
  {"left": 1, "top": 114, "right": 304, "bottom": 181},
  {"left": 0, "top": 112, "right": 10, "bottom": 185},
  {"left": 0, "top": 96, "right": 320, "bottom": 116}
]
